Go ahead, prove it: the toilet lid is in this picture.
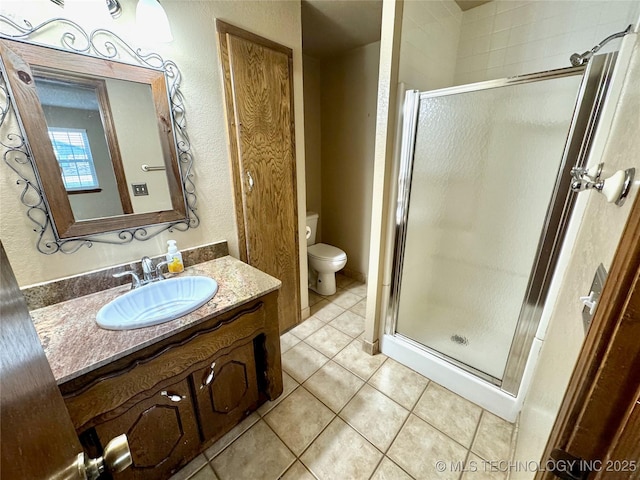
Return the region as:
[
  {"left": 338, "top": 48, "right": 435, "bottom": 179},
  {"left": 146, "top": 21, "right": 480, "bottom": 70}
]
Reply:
[{"left": 308, "top": 243, "right": 347, "bottom": 261}]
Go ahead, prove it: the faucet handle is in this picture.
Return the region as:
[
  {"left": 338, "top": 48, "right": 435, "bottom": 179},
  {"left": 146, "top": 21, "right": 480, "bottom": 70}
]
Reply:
[
  {"left": 113, "top": 271, "right": 141, "bottom": 289},
  {"left": 155, "top": 260, "right": 170, "bottom": 280}
]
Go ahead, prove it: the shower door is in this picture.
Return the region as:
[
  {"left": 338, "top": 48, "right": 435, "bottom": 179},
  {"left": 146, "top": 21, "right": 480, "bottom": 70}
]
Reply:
[{"left": 389, "top": 56, "right": 616, "bottom": 394}]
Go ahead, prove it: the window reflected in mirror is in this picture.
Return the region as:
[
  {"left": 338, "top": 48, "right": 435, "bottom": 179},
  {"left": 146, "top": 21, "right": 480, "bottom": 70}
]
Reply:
[{"left": 33, "top": 70, "right": 174, "bottom": 222}]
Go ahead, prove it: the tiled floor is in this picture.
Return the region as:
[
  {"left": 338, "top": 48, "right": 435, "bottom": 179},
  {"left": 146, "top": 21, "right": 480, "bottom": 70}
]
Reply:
[{"left": 171, "top": 274, "right": 515, "bottom": 480}]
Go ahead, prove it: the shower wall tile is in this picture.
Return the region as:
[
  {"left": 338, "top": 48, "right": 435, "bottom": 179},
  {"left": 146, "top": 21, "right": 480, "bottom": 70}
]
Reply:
[
  {"left": 399, "top": 0, "right": 462, "bottom": 90},
  {"left": 454, "top": 0, "right": 640, "bottom": 85}
]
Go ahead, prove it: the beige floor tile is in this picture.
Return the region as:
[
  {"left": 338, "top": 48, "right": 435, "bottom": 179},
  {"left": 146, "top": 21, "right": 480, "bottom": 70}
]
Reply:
[
  {"left": 281, "top": 461, "right": 315, "bottom": 480},
  {"left": 461, "top": 454, "right": 508, "bottom": 480},
  {"left": 308, "top": 290, "right": 323, "bottom": 307},
  {"left": 330, "top": 290, "right": 363, "bottom": 309},
  {"left": 371, "top": 457, "right": 414, "bottom": 480},
  {"left": 330, "top": 310, "right": 366, "bottom": 337},
  {"left": 189, "top": 465, "right": 218, "bottom": 480},
  {"left": 413, "top": 382, "right": 482, "bottom": 448},
  {"left": 281, "top": 342, "right": 329, "bottom": 383},
  {"left": 333, "top": 340, "right": 387, "bottom": 380},
  {"left": 204, "top": 412, "right": 260, "bottom": 459},
  {"left": 388, "top": 414, "right": 467, "bottom": 480},
  {"left": 317, "top": 288, "right": 341, "bottom": 303},
  {"left": 472, "top": 411, "right": 514, "bottom": 461},
  {"left": 340, "top": 384, "right": 409, "bottom": 452},
  {"left": 336, "top": 274, "right": 356, "bottom": 289},
  {"left": 169, "top": 454, "right": 208, "bottom": 480},
  {"left": 310, "top": 300, "right": 345, "bottom": 322},
  {"left": 349, "top": 298, "right": 367, "bottom": 318},
  {"left": 346, "top": 282, "right": 367, "bottom": 298},
  {"left": 304, "top": 360, "right": 364, "bottom": 412},
  {"left": 257, "top": 371, "right": 299, "bottom": 416},
  {"left": 280, "top": 332, "right": 301, "bottom": 353},
  {"left": 304, "top": 324, "right": 352, "bottom": 358},
  {"left": 264, "top": 387, "right": 334, "bottom": 455},
  {"left": 301, "top": 417, "right": 382, "bottom": 480},
  {"left": 211, "top": 420, "right": 295, "bottom": 480},
  {"left": 368, "top": 358, "right": 429, "bottom": 409},
  {"left": 289, "top": 317, "right": 325, "bottom": 340}
]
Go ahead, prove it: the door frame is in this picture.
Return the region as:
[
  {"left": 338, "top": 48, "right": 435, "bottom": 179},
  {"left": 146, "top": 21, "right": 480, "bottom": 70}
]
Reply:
[{"left": 538, "top": 186, "right": 640, "bottom": 478}]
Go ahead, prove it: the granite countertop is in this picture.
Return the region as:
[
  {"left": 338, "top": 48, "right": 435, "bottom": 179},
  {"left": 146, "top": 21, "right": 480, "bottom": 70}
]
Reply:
[{"left": 31, "top": 256, "right": 281, "bottom": 385}]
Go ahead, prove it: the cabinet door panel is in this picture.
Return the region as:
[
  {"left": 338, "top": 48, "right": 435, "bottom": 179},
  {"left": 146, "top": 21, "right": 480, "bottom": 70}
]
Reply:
[
  {"left": 93, "top": 378, "right": 199, "bottom": 480},
  {"left": 194, "top": 341, "right": 259, "bottom": 441}
]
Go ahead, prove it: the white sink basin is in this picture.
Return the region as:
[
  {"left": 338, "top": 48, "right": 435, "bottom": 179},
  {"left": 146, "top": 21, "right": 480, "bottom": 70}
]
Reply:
[{"left": 96, "top": 276, "right": 218, "bottom": 330}]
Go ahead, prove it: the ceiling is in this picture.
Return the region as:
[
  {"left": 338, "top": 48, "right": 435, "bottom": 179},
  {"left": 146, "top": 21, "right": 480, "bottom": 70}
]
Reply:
[
  {"left": 454, "top": 0, "right": 492, "bottom": 11},
  {"left": 301, "top": 0, "right": 383, "bottom": 58},
  {"left": 301, "top": 0, "right": 493, "bottom": 58}
]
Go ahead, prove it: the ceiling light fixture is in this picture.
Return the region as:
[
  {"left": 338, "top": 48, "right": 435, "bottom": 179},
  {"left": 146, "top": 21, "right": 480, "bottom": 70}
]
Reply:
[{"left": 50, "top": 0, "right": 122, "bottom": 19}]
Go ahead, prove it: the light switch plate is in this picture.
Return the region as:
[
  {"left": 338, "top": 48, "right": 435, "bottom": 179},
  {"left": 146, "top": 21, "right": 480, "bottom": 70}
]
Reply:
[
  {"left": 582, "top": 263, "right": 607, "bottom": 333},
  {"left": 132, "top": 183, "right": 148, "bottom": 196}
]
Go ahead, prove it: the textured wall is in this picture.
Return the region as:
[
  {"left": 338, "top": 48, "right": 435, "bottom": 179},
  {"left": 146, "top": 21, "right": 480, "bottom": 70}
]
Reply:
[
  {"left": 512, "top": 35, "right": 640, "bottom": 476},
  {"left": 454, "top": 0, "right": 640, "bottom": 84},
  {"left": 0, "top": 0, "right": 307, "bottom": 300},
  {"left": 303, "top": 54, "right": 322, "bottom": 237},
  {"left": 320, "top": 42, "right": 380, "bottom": 280}
]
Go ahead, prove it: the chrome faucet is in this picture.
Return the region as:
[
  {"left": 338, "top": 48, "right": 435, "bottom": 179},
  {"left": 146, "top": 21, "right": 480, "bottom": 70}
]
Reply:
[
  {"left": 140, "top": 256, "right": 170, "bottom": 285},
  {"left": 113, "top": 256, "right": 169, "bottom": 289},
  {"left": 141, "top": 256, "right": 155, "bottom": 284}
]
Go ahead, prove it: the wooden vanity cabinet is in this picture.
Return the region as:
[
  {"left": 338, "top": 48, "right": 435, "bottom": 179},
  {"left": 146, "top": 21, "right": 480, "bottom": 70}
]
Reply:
[
  {"left": 93, "top": 378, "right": 199, "bottom": 480},
  {"left": 60, "top": 291, "right": 282, "bottom": 479}
]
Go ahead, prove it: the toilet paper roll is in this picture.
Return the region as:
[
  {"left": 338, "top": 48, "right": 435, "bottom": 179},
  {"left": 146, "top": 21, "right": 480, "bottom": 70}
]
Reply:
[{"left": 306, "top": 226, "right": 311, "bottom": 239}]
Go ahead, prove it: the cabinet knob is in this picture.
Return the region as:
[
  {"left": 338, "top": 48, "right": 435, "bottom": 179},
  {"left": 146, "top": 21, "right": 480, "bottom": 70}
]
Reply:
[
  {"left": 160, "top": 390, "right": 186, "bottom": 402},
  {"left": 200, "top": 361, "right": 216, "bottom": 390}
]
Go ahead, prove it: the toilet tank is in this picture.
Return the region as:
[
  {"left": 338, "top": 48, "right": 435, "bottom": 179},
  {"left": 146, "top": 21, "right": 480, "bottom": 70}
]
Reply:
[{"left": 306, "top": 211, "right": 319, "bottom": 246}]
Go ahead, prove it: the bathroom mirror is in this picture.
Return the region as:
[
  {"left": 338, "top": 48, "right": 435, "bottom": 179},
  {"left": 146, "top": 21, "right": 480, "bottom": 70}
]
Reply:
[{"left": 0, "top": 17, "right": 198, "bottom": 253}]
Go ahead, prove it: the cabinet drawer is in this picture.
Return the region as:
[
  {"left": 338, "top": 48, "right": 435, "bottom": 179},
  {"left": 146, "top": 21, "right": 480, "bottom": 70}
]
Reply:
[
  {"left": 64, "top": 301, "right": 265, "bottom": 430},
  {"left": 93, "top": 377, "right": 199, "bottom": 480},
  {"left": 193, "top": 341, "right": 259, "bottom": 442}
]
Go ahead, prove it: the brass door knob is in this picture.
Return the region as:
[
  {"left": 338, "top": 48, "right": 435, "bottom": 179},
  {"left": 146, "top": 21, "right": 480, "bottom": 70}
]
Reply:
[
  {"left": 103, "top": 434, "right": 132, "bottom": 474},
  {"left": 80, "top": 434, "right": 132, "bottom": 479}
]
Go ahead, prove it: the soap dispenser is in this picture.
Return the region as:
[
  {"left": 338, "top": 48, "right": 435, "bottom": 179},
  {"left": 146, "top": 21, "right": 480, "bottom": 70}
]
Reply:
[{"left": 166, "top": 240, "right": 184, "bottom": 273}]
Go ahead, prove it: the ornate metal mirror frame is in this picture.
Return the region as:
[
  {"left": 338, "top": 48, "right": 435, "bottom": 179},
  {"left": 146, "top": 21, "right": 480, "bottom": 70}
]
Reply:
[{"left": 0, "top": 15, "right": 198, "bottom": 254}]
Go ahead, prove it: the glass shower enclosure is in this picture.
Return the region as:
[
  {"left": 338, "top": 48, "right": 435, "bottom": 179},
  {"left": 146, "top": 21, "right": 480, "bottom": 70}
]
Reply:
[{"left": 388, "top": 54, "right": 617, "bottom": 396}]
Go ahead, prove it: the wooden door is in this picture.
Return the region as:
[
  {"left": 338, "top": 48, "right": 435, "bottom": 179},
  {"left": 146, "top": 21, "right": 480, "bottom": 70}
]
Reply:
[
  {"left": 538, "top": 192, "right": 640, "bottom": 479},
  {"left": 217, "top": 20, "right": 301, "bottom": 333},
  {"left": 0, "top": 242, "right": 86, "bottom": 479}
]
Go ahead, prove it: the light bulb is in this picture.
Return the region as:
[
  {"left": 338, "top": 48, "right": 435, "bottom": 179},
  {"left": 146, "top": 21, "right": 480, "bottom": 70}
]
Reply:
[{"left": 136, "top": 0, "right": 173, "bottom": 43}]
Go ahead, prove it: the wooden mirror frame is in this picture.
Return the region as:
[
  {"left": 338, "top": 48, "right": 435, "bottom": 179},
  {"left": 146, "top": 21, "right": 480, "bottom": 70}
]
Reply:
[
  {"left": 2, "top": 38, "right": 185, "bottom": 238},
  {"left": 0, "top": 17, "right": 198, "bottom": 254}
]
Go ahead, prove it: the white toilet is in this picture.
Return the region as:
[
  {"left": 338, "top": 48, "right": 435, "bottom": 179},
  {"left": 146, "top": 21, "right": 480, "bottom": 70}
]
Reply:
[{"left": 306, "top": 212, "right": 347, "bottom": 296}]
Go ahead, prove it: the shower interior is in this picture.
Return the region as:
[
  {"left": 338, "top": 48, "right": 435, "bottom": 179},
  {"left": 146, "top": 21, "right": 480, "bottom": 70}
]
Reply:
[
  {"left": 380, "top": 0, "right": 639, "bottom": 421},
  {"left": 383, "top": 51, "right": 621, "bottom": 420}
]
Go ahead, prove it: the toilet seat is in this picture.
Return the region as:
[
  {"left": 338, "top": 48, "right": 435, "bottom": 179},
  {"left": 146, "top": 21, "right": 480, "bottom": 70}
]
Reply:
[{"left": 308, "top": 243, "right": 346, "bottom": 261}]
